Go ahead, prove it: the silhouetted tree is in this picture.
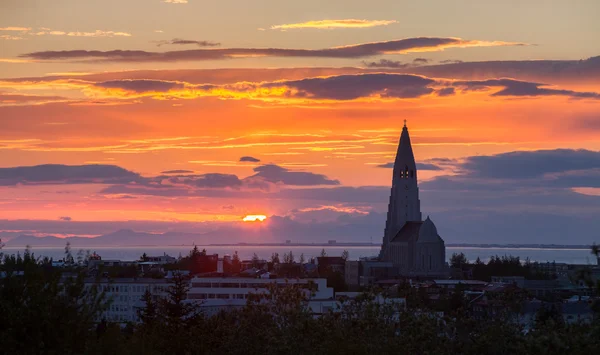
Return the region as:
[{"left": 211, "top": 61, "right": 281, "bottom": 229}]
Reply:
[
  {"left": 270, "top": 252, "right": 280, "bottom": 264},
  {"left": 450, "top": 252, "right": 469, "bottom": 268},
  {"left": 341, "top": 249, "right": 350, "bottom": 261}
]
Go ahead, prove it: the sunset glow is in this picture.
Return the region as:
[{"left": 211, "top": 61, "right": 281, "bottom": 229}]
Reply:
[
  {"left": 0, "top": 0, "right": 599, "bottom": 245},
  {"left": 242, "top": 215, "right": 268, "bottom": 222}
]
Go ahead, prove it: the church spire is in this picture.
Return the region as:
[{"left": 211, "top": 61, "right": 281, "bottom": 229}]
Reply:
[
  {"left": 393, "top": 121, "right": 417, "bottom": 179},
  {"left": 380, "top": 121, "right": 422, "bottom": 259}
]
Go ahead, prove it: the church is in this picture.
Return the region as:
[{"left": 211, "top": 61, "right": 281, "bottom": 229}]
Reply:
[{"left": 379, "top": 122, "right": 447, "bottom": 276}]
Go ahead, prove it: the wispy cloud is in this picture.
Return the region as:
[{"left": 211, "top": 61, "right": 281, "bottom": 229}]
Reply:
[
  {"left": 0, "top": 27, "right": 31, "bottom": 31},
  {"left": 32, "top": 29, "right": 131, "bottom": 37},
  {"left": 362, "top": 57, "right": 430, "bottom": 68},
  {"left": 154, "top": 38, "right": 220, "bottom": 47},
  {"left": 270, "top": 19, "right": 397, "bottom": 30},
  {"left": 163, "top": 0, "right": 188, "bottom": 3},
  {"left": 0, "top": 35, "right": 24, "bottom": 40},
  {"left": 19, "top": 37, "right": 527, "bottom": 63}
]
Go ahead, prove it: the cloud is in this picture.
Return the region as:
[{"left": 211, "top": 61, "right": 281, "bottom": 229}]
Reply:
[
  {"left": 25, "top": 73, "right": 600, "bottom": 104},
  {"left": 458, "top": 149, "right": 600, "bottom": 180},
  {"left": 94, "top": 79, "right": 186, "bottom": 93},
  {"left": 32, "top": 29, "right": 131, "bottom": 37},
  {"left": 19, "top": 37, "right": 527, "bottom": 62},
  {"left": 436, "top": 87, "right": 455, "bottom": 96},
  {"left": 154, "top": 38, "right": 220, "bottom": 47},
  {"left": 0, "top": 162, "right": 340, "bottom": 190},
  {"left": 262, "top": 73, "right": 436, "bottom": 100},
  {"left": 161, "top": 170, "right": 194, "bottom": 174},
  {"left": 163, "top": 0, "right": 188, "bottom": 3},
  {"left": 0, "top": 92, "right": 69, "bottom": 105},
  {"left": 270, "top": 19, "right": 397, "bottom": 30},
  {"left": 0, "top": 164, "right": 143, "bottom": 186},
  {"left": 454, "top": 78, "right": 600, "bottom": 99},
  {"left": 166, "top": 173, "right": 243, "bottom": 188},
  {"left": 249, "top": 164, "right": 340, "bottom": 186},
  {"left": 0, "top": 35, "right": 24, "bottom": 40},
  {"left": 409, "top": 56, "right": 600, "bottom": 84},
  {"left": 362, "top": 59, "right": 411, "bottom": 69},
  {"left": 0, "top": 27, "right": 31, "bottom": 31},
  {"left": 362, "top": 57, "right": 430, "bottom": 69},
  {"left": 59, "top": 216, "right": 72, "bottom": 221},
  {"left": 240, "top": 156, "right": 260, "bottom": 162},
  {"left": 377, "top": 162, "right": 443, "bottom": 170},
  {"left": 439, "top": 59, "right": 463, "bottom": 64}
]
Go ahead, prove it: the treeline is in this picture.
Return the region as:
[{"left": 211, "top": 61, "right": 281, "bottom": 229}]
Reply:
[
  {"left": 1, "top": 251, "right": 600, "bottom": 354},
  {"left": 450, "top": 253, "right": 559, "bottom": 281}
]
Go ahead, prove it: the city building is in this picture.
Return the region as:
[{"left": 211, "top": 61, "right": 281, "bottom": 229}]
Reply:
[{"left": 379, "top": 122, "right": 447, "bottom": 277}]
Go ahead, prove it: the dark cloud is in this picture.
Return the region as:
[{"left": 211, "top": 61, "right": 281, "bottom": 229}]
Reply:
[
  {"left": 377, "top": 162, "right": 443, "bottom": 170},
  {"left": 161, "top": 170, "right": 194, "bottom": 174},
  {"left": 362, "top": 59, "right": 410, "bottom": 69},
  {"left": 0, "top": 164, "right": 142, "bottom": 186},
  {"left": 249, "top": 164, "right": 340, "bottom": 186},
  {"left": 239, "top": 156, "right": 260, "bottom": 163},
  {"left": 459, "top": 149, "right": 600, "bottom": 179},
  {"left": 95, "top": 79, "right": 185, "bottom": 93},
  {"left": 166, "top": 173, "right": 243, "bottom": 189},
  {"left": 59, "top": 216, "right": 72, "bottom": 221},
  {"left": 439, "top": 59, "right": 463, "bottom": 64},
  {"left": 436, "top": 87, "right": 455, "bottom": 96},
  {"left": 362, "top": 57, "right": 429, "bottom": 69},
  {"left": 19, "top": 37, "right": 524, "bottom": 62},
  {"left": 410, "top": 56, "right": 600, "bottom": 84},
  {"left": 84, "top": 73, "right": 600, "bottom": 102},
  {"left": 454, "top": 78, "right": 600, "bottom": 99},
  {"left": 267, "top": 73, "right": 436, "bottom": 100},
  {"left": 154, "top": 38, "right": 221, "bottom": 47}
]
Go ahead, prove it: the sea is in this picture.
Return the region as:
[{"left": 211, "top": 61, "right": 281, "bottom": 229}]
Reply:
[{"left": 1, "top": 245, "right": 598, "bottom": 265}]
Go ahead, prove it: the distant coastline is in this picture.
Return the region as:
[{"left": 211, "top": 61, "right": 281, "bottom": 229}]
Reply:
[
  {"left": 202, "top": 242, "right": 594, "bottom": 250},
  {"left": 3, "top": 241, "right": 594, "bottom": 250}
]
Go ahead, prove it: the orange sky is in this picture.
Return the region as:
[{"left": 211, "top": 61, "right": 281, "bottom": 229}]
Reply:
[{"left": 1, "top": 1, "right": 600, "bottom": 244}]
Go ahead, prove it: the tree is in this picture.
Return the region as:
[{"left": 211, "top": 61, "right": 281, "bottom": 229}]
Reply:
[
  {"left": 341, "top": 249, "right": 349, "bottom": 261},
  {"left": 270, "top": 252, "right": 280, "bottom": 264},
  {"left": 64, "top": 242, "right": 74, "bottom": 265},
  {"left": 283, "top": 250, "right": 295, "bottom": 264},
  {"left": 0, "top": 249, "right": 108, "bottom": 354},
  {"left": 77, "top": 249, "right": 85, "bottom": 265},
  {"left": 140, "top": 253, "right": 149, "bottom": 262},
  {"left": 230, "top": 251, "right": 241, "bottom": 273},
  {"left": 299, "top": 253, "right": 305, "bottom": 264},
  {"left": 450, "top": 252, "right": 469, "bottom": 268},
  {"left": 138, "top": 289, "right": 158, "bottom": 325},
  {"left": 252, "top": 253, "right": 260, "bottom": 268},
  {"left": 320, "top": 248, "right": 327, "bottom": 257}
]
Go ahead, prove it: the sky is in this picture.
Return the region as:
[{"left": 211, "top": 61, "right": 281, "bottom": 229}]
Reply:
[{"left": 1, "top": 0, "right": 600, "bottom": 245}]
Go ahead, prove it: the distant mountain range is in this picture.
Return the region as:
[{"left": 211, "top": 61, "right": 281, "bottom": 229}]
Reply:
[
  {"left": 4, "top": 229, "right": 210, "bottom": 247},
  {"left": 3, "top": 229, "right": 594, "bottom": 250}
]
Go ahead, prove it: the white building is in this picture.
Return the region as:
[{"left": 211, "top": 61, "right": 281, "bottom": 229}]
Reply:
[
  {"left": 88, "top": 276, "right": 406, "bottom": 322},
  {"left": 87, "top": 278, "right": 170, "bottom": 323}
]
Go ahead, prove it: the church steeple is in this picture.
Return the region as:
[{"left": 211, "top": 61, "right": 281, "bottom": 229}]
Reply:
[
  {"left": 393, "top": 120, "right": 417, "bottom": 182},
  {"left": 379, "top": 122, "right": 422, "bottom": 259}
]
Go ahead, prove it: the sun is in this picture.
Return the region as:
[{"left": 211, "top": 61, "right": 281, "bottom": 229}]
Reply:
[{"left": 242, "top": 214, "right": 267, "bottom": 222}]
